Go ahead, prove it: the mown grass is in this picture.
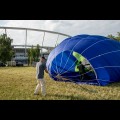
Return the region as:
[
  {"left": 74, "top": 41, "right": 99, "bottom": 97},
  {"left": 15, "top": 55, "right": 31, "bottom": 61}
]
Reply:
[{"left": 0, "top": 67, "right": 120, "bottom": 100}]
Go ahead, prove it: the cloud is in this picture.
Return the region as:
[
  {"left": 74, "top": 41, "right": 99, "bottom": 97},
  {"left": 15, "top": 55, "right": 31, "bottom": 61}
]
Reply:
[
  {"left": 49, "top": 20, "right": 120, "bottom": 36},
  {"left": 0, "top": 20, "right": 120, "bottom": 47}
]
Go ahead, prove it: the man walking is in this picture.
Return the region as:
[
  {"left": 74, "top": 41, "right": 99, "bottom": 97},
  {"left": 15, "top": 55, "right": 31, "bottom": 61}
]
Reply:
[{"left": 34, "top": 56, "right": 48, "bottom": 96}]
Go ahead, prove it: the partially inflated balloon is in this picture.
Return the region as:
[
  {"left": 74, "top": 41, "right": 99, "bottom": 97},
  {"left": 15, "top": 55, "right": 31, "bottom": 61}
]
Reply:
[{"left": 46, "top": 34, "right": 120, "bottom": 86}]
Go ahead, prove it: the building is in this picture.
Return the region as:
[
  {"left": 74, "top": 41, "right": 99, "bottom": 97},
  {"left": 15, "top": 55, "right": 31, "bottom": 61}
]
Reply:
[
  {"left": 12, "top": 46, "right": 54, "bottom": 65},
  {"left": 12, "top": 47, "right": 28, "bottom": 65}
]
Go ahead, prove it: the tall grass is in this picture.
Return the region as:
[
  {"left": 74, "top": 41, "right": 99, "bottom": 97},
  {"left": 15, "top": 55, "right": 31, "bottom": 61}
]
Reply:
[{"left": 0, "top": 67, "right": 120, "bottom": 100}]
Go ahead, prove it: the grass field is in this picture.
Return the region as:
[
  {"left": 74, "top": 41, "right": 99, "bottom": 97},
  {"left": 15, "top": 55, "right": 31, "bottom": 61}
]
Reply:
[{"left": 0, "top": 67, "right": 120, "bottom": 100}]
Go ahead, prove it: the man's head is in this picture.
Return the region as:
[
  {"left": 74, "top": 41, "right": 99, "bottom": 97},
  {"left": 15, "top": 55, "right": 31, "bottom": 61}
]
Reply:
[{"left": 40, "top": 56, "right": 46, "bottom": 62}]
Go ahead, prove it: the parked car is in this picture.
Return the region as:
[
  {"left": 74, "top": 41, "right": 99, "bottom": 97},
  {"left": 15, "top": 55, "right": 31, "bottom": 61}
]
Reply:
[
  {"left": 16, "top": 62, "right": 23, "bottom": 66},
  {"left": 0, "top": 61, "right": 6, "bottom": 67}
]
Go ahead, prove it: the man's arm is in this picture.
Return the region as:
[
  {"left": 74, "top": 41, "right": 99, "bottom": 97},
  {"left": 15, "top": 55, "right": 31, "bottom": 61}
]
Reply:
[
  {"left": 36, "top": 62, "right": 39, "bottom": 79},
  {"left": 45, "top": 68, "right": 48, "bottom": 73}
]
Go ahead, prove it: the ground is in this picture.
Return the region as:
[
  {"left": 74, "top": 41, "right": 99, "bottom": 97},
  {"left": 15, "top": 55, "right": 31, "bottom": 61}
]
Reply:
[{"left": 0, "top": 67, "right": 120, "bottom": 100}]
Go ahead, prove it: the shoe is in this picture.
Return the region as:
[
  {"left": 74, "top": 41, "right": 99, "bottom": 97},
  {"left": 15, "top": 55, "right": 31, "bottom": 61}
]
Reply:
[
  {"left": 42, "top": 93, "right": 46, "bottom": 96},
  {"left": 34, "top": 93, "right": 39, "bottom": 95}
]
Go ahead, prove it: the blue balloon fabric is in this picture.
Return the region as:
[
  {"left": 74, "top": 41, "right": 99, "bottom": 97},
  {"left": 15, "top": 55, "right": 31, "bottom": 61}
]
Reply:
[{"left": 46, "top": 34, "right": 120, "bottom": 86}]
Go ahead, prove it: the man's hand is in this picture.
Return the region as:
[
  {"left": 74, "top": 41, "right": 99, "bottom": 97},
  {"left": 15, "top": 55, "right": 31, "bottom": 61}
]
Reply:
[{"left": 45, "top": 68, "right": 48, "bottom": 73}]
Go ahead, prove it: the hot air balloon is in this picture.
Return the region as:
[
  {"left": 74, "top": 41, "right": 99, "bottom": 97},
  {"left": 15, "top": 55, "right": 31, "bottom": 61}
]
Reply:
[{"left": 46, "top": 34, "right": 120, "bottom": 86}]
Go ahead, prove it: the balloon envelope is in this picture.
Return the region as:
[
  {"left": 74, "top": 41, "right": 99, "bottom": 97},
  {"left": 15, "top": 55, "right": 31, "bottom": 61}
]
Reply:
[{"left": 46, "top": 34, "right": 120, "bottom": 86}]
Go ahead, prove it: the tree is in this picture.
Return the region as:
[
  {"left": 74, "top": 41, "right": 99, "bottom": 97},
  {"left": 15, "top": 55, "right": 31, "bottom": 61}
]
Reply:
[
  {"left": 0, "top": 34, "right": 14, "bottom": 64},
  {"left": 107, "top": 34, "right": 116, "bottom": 40},
  {"left": 27, "top": 44, "right": 41, "bottom": 66},
  {"left": 107, "top": 32, "right": 120, "bottom": 41},
  {"left": 29, "top": 46, "right": 35, "bottom": 66},
  {"left": 35, "top": 44, "right": 40, "bottom": 62},
  {"left": 116, "top": 32, "right": 120, "bottom": 41},
  {"left": 27, "top": 48, "right": 31, "bottom": 66}
]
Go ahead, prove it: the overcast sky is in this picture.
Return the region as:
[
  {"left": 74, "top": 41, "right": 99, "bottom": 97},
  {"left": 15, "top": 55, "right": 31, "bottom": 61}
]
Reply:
[{"left": 0, "top": 20, "right": 120, "bottom": 47}]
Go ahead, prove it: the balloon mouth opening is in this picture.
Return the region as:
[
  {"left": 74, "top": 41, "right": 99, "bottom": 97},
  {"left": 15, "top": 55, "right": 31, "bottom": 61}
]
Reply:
[{"left": 49, "top": 51, "right": 97, "bottom": 82}]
